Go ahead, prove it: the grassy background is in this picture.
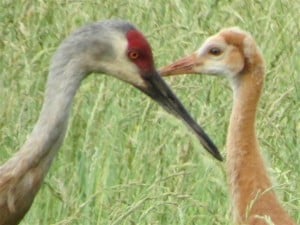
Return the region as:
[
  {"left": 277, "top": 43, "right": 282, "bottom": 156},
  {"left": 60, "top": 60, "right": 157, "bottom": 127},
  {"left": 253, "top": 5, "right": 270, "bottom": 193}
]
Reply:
[{"left": 0, "top": 0, "right": 299, "bottom": 224}]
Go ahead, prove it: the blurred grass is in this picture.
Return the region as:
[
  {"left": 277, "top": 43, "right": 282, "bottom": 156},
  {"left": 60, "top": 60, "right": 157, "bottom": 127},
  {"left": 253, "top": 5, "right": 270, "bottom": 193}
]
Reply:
[{"left": 0, "top": 0, "right": 299, "bottom": 224}]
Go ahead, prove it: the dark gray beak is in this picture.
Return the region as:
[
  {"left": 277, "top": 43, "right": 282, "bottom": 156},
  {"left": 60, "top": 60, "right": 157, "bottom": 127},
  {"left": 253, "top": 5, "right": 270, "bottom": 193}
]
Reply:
[{"left": 136, "top": 70, "right": 223, "bottom": 161}]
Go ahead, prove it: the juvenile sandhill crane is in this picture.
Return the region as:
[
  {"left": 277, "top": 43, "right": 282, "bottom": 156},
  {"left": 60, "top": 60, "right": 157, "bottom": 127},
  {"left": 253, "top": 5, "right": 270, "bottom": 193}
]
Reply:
[
  {"left": 160, "top": 28, "right": 296, "bottom": 225},
  {"left": 0, "top": 20, "right": 222, "bottom": 225}
]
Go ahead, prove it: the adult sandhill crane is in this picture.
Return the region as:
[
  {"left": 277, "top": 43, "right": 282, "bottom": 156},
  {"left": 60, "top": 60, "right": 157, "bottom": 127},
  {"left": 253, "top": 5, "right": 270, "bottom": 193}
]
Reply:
[
  {"left": 160, "top": 28, "right": 296, "bottom": 225},
  {"left": 0, "top": 20, "right": 223, "bottom": 225}
]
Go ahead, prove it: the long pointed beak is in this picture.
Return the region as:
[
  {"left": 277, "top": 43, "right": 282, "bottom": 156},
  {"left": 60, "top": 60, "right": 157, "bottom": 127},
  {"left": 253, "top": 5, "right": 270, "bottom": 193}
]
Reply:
[
  {"left": 137, "top": 70, "right": 223, "bottom": 161},
  {"left": 160, "top": 53, "right": 198, "bottom": 76}
]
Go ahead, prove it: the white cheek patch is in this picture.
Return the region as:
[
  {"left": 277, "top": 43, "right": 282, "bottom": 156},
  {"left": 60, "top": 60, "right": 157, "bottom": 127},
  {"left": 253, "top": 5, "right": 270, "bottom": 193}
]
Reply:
[
  {"left": 98, "top": 33, "right": 146, "bottom": 88},
  {"left": 204, "top": 62, "right": 234, "bottom": 77}
]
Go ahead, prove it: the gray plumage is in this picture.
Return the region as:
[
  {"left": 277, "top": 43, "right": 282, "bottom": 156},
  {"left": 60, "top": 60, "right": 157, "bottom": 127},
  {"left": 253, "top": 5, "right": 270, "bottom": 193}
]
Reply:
[
  {"left": 0, "top": 19, "right": 221, "bottom": 225},
  {"left": 0, "top": 20, "right": 142, "bottom": 225}
]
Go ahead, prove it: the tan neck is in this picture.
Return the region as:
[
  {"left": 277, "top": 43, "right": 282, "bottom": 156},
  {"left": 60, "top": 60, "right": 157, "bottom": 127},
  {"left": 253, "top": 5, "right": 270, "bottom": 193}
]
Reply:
[
  {"left": 228, "top": 69, "right": 269, "bottom": 222},
  {"left": 227, "top": 66, "right": 295, "bottom": 224},
  {"left": 228, "top": 69, "right": 263, "bottom": 153}
]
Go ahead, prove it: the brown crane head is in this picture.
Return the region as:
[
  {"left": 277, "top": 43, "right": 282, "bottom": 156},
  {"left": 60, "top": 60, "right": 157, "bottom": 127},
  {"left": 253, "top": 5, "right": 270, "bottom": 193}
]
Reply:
[{"left": 160, "top": 27, "right": 265, "bottom": 87}]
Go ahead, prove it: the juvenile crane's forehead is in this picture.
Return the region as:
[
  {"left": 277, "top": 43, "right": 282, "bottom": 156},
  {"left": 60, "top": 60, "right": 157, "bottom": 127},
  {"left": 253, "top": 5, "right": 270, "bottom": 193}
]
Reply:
[
  {"left": 197, "top": 35, "right": 227, "bottom": 55},
  {"left": 197, "top": 30, "right": 247, "bottom": 57}
]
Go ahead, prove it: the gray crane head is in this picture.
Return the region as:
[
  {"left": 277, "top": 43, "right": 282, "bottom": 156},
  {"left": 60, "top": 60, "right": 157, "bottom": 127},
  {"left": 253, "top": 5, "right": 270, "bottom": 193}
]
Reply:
[
  {"left": 55, "top": 21, "right": 153, "bottom": 86},
  {"left": 51, "top": 20, "right": 222, "bottom": 161}
]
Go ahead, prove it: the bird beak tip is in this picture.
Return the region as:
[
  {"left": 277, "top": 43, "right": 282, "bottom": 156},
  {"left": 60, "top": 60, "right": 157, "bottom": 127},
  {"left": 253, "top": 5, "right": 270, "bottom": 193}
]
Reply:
[
  {"left": 215, "top": 153, "right": 224, "bottom": 161},
  {"left": 136, "top": 72, "right": 222, "bottom": 161}
]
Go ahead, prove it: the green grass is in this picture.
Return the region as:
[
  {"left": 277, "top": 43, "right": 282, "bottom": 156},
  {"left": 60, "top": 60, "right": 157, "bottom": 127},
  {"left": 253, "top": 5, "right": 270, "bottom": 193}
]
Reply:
[{"left": 0, "top": 0, "right": 299, "bottom": 224}]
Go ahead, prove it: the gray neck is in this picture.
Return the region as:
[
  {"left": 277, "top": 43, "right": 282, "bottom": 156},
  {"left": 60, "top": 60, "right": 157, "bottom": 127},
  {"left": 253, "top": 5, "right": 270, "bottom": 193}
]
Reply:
[{"left": 6, "top": 58, "right": 85, "bottom": 179}]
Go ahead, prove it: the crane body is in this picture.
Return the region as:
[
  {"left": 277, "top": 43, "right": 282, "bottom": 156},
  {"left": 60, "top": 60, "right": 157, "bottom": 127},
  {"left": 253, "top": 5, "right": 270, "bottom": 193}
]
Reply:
[{"left": 160, "top": 27, "right": 296, "bottom": 225}]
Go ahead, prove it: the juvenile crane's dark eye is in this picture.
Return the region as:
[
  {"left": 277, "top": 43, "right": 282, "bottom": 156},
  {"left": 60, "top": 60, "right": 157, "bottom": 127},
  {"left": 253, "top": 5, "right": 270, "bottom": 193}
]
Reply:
[
  {"left": 128, "top": 50, "right": 139, "bottom": 60},
  {"left": 209, "top": 47, "right": 222, "bottom": 56}
]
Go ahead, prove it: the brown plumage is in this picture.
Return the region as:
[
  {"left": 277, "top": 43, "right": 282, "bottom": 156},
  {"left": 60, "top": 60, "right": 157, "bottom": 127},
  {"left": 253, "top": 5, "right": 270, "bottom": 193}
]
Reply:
[{"left": 160, "top": 27, "right": 296, "bottom": 225}]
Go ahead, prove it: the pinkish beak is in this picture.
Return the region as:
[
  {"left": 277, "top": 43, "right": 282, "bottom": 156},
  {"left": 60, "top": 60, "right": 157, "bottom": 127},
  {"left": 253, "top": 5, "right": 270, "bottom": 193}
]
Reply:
[{"left": 160, "top": 53, "right": 198, "bottom": 76}]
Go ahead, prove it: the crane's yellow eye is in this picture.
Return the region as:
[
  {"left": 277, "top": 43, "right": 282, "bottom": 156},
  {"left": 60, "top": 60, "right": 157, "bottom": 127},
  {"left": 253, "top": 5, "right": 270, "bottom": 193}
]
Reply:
[
  {"left": 128, "top": 50, "right": 139, "bottom": 60},
  {"left": 209, "top": 47, "right": 222, "bottom": 56}
]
